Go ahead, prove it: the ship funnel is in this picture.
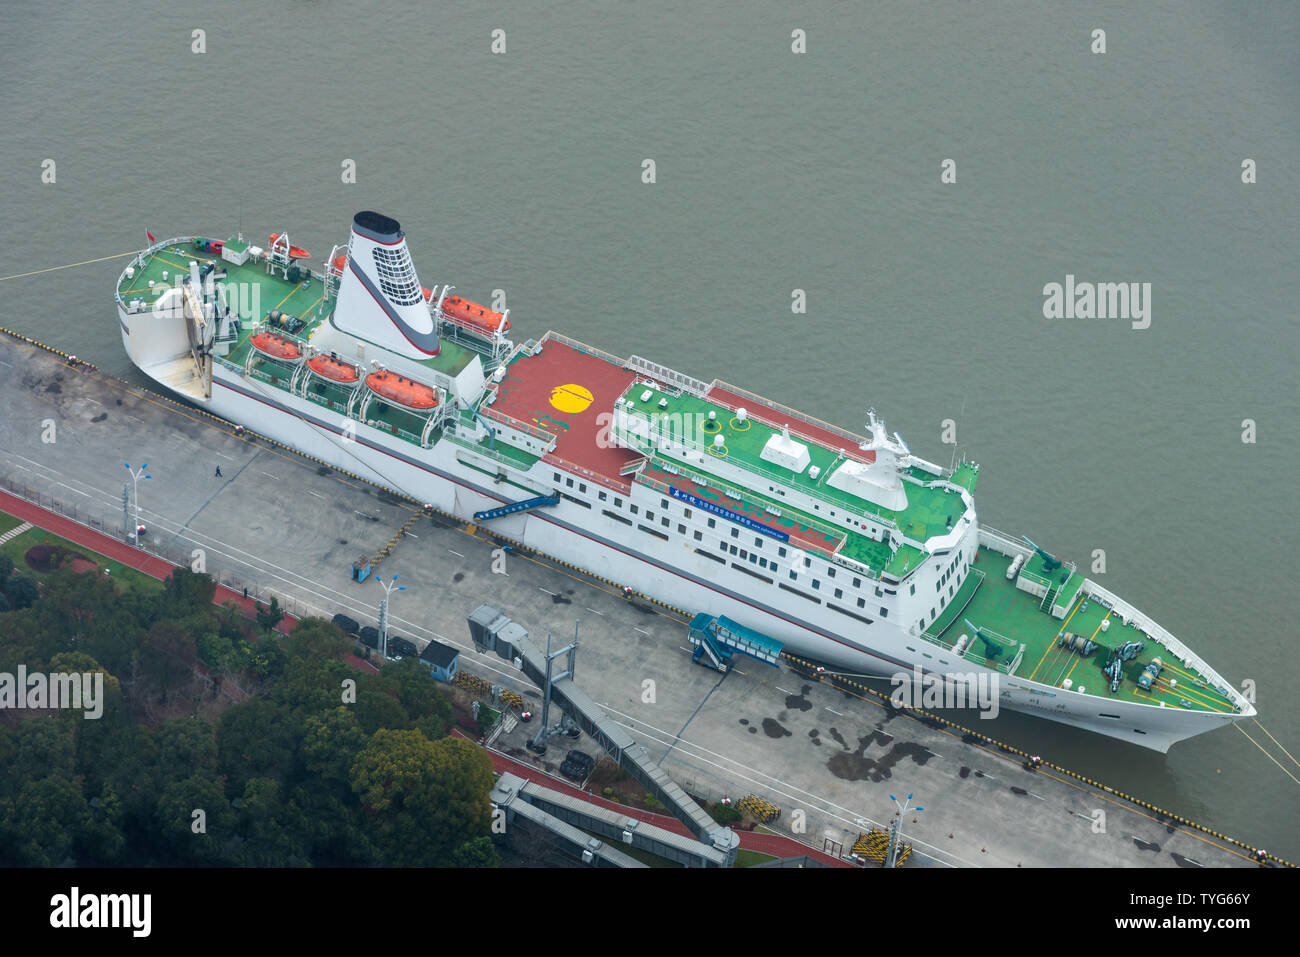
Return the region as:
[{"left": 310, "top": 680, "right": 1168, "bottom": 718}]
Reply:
[{"left": 333, "top": 211, "right": 440, "bottom": 358}]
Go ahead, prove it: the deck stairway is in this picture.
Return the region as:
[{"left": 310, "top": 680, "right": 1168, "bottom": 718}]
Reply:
[{"left": 473, "top": 494, "right": 560, "bottom": 522}]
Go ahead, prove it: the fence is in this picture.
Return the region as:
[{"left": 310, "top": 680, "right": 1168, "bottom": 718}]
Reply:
[{"left": 0, "top": 471, "right": 326, "bottom": 622}]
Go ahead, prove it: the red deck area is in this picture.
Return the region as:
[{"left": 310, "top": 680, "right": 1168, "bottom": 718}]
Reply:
[
  {"left": 640, "top": 463, "right": 841, "bottom": 557},
  {"left": 490, "top": 338, "right": 642, "bottom": 490},
  {"left": 706, "top": 384, "right": 876, "bottom": 466}
]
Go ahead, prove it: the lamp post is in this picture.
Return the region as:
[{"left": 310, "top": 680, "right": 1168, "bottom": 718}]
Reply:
[
  {"left": 374, "top": 573, "right": 405, "bottom": 659},
  {"left": 887, "top": 793, "right": 923, "bottom": 868},
  {"left": 124, "top": 462, "right": 151, "bottom": 544}
]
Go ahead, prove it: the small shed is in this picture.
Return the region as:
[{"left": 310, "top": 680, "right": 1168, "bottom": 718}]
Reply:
[
  {"left": 221, "top": 238, "right": 250, "bottom": 266},
  {"left": 420, "top": 638, "right": 460, "bottom": 682}
]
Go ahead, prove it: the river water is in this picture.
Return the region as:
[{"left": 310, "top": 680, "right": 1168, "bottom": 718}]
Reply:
[{"left": 2, "top": 0, "right": 1296, "bottom": 861}]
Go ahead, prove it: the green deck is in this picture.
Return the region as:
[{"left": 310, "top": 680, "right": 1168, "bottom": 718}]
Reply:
[
  {"left": 121, "top": 240, "right": 480, "bottom": 382},
  {"left": 638, "top": 455, "right": 895, "bottom": 574},
  {"left": 930, "top": 550, "right": 1238, "bottom": 712},
  {"left": 619, "top": 385, "right": 968, "bottom": 548}
]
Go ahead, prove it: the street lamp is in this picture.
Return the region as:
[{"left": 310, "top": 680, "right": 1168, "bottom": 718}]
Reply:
[
  {"left": 887, "top": 793, "right": 923, "bottom": 868},
  {"left": 124, "top": 462, "right": 151, "bottom": 543},
  {"left": 374, "top": 573, "right": 405, "bottom": 659}
]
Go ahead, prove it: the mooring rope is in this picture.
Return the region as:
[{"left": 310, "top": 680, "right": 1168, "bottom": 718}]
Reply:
[{"left": 0, "top": 250, "right": 140, "bottom": 282}]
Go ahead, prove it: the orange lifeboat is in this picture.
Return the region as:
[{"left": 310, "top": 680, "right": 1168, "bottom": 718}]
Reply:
[
  {"left": 269, "top": 233, "right": 311, "bottom": 260},
  {"left": 250, "top": 331, "right": 303, "bottom": 363},
  {"left": 307, "top": 354, "right": 359, "bottom": 383},
  {"left": 438, "top": 294, "right": 510, "bottom": 335},
  {"left": 331, "top": 254, "right": 348, "bottom": 273},
  {"left": 366, "top": 371, "right": 438, "bottom": 411}
]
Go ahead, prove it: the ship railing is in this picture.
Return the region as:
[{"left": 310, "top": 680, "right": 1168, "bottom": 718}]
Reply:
[
  {"left": 914, "top": 632, "right": 1021, "bottom": 677},
  {"left": 1081, "top": 580, "right": 1245, "bottom": 709},
  {"left": 617, "top": 420, "right": 902, "bottom": 536},
  {"left": 638, "top": 454, "right": 847, "bottom": 561},
  {"left": 978, "top": 525, "right": 1034, "bottom": 559},
  {"left": 624, "top": 355, "right": 708, "bottom": 397},
  {"left": 363, "top": 418, "right": 424, "bottom": 446},
  {"left": 246, "top": 365, "right": 294, "bottom": 389},
  {"left": 478, "top": 403, "right": 555, "bottom": 444},
  {"left": 542, "top": 330, "right": 626, "bottom": 368},
  {"left": 303, "top": 391, "right": 349, "bottom": 415},
  {"left": 443, "top": 430, "right": 539, "bottom": 471},
  {"left": 541, "top": 453, "right": 630, "bottom": 494},
  {"left": 704, "top": 378, "right": 874, "bottom": 460}
]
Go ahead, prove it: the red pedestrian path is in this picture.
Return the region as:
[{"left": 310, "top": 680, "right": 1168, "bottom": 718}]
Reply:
[{"left": 1, "top": 488, "right": 378, "bottom": 678}]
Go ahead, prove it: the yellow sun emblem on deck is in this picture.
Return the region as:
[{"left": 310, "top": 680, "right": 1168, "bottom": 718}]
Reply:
[{"left": 549, "top": 383, "right": 594, "bottom": 414}]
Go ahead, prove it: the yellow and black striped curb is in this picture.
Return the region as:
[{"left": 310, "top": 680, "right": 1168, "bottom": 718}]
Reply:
[
  {"left": 780, "top": 652, "right": 1292, "bottom": 869},
  {"left": 0, "top": 324, "right": 101, "bottom": 371}
]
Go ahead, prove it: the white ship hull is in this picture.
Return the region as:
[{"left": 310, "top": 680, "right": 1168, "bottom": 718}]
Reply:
[{"left": 117, "top": 302, "right": 1250, "bottom": 753}]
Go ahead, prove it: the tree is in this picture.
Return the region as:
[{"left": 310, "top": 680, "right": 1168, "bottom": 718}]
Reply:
[
  {"left": 298, "top": 707, "right": 366, "bottom": 793},
  {"left": 349, "top": 730, "right": 494, "bottom": 865},
  {"left": 451, "top": 835, "right": 499, "bottom": 868},
  {"left": 281, "top": 617, "right": 350, "bottom": 662},
  {"left": 0, "top": 774, "right": 95, "bottom": 866},
  {"left": 232, "top": 776, "right": 303, "bottom": 867},
  {"left": 9, "top": 716, "right": 77, "bottom": 781},
  {"left": 217, "top": 699, "right": 299, "bottom": 795},
  {"left": 156, "top": 717, "right": 218, "bottom": 781},
  {"left": 386, "top": 657, "right": 453, "bottom": 737},
  {"left": 139, "top": 620, "right": 197, "bottom": 705},
  {"left": 255, "top": 595, "right": 285, "bottom": 632},
  {"left": 2, "top": 572, "right": 39, "bottom": 612},
  {"left": 154, "top": 773, "right": 235, "bottom": 865},
  {"left": 161, "top": 568, "right": 217, "bottom": 614}
]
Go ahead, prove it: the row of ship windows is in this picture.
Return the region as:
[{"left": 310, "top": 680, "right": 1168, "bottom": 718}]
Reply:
[
  {"left": 914, "top": 555, "right": 970, "bottom": 632},
  {"left": 554, "top": 470, "right": 942, "bottom": 617}
]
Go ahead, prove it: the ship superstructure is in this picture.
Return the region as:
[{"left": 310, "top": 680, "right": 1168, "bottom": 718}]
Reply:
[{"left": 114, "top": 211, "right": 1255, "bottom": 752}]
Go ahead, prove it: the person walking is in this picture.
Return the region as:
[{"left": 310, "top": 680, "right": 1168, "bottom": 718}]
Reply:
[{"left": 215, "top": 465, "right": 223, "bottom": 477}]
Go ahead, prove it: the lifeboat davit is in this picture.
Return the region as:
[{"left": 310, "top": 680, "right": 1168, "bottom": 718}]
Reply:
[
  {"left": 438, "top": 294, "right": 510, "bottom": 335},
  {"left": 366, "top": 370, "right": 438, "bottom": 411},
  {"left": 307, "top": 354, "right": 359, "bottom": 383},
  {"left": 269, "top": 233, "right": 311, "bottom": 260},
  {"left": 250, "top": 332, "right": 304, "bottom": 363}
]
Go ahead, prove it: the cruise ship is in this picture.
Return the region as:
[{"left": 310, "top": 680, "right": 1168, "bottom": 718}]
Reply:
[{"left": 114, "top": 210, "right": 1254, "bottom": 752}]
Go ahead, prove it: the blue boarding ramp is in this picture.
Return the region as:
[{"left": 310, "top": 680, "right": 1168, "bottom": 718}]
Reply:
[
  {"left": 687, "top": 613, "right": 783, "bottom": 673},
  {"left": 474, "top": 494, "right": 560, "bottom": 522}
]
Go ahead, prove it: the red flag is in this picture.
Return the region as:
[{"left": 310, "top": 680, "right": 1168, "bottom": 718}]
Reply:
[{"left": 146, "top": 230, "right": 155, "bottom": 243}]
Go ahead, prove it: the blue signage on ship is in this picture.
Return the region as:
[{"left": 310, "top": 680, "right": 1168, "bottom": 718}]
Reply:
[{"left": 669, "top": 486, "right": 790, "bottom": 543}]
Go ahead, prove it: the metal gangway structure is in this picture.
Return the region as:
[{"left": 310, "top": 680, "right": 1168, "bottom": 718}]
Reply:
[
  {"left": 472, "top": 494, "right": 560, "bottom": 523},
  {"left": 469, "top": 605, "right": 739, "bottom": 866},
  {"left": 491, "top": 772, "right": 734, "bottom": 867},
  {"left": 686, "top": 612, "right": 783, "bottom": 673}
]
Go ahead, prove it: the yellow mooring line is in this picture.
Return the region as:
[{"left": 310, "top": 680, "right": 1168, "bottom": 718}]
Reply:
[
  {"left": 1234, "top": 723, "right": 1300, "bottom": 786},
  {"left": 0, "top": 250, "right": 141, "bottom": 282}
]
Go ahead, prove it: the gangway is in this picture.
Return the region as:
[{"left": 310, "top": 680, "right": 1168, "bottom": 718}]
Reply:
[
  {"left": 687, "top": 613, "right": 783, "bottom": 672},
  {"left": 468, "top": 605, "right": 740, "bottom": 864},
  {"left": 473, "top": 494, "right": 560, "bottom": 522}
]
